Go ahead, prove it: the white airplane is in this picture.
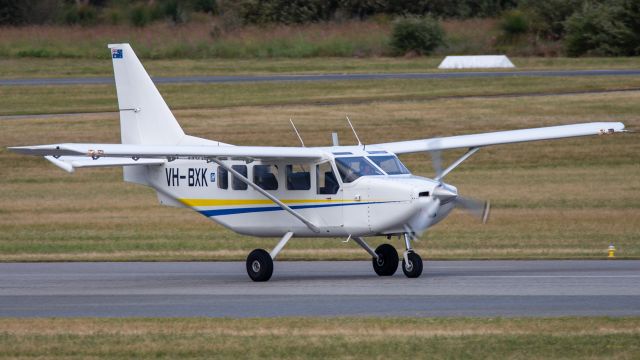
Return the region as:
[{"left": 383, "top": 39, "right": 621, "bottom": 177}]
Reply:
[{"left": 9, "top": 44, "right": 627, "bottom": 281}]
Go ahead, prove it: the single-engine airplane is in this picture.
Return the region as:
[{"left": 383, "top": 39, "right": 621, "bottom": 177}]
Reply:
[{"left": 9, "top": 44, "right": 627, "bottom": 281}]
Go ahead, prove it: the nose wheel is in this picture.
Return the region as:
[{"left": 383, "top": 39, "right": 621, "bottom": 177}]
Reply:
[
  {"left": 402, "top": 251, "right": 423, "bottom": 278},
  {"left": 401, "top": 233, "right": 423, "bottom": 278}
]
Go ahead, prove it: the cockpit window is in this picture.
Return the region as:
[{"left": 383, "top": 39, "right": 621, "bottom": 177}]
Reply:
[
  {"left": 334, "top": 156, "right": 383, "bottom": 183},
  {"left": 367, "top": 155, "right": 411, "bottom": 175}
]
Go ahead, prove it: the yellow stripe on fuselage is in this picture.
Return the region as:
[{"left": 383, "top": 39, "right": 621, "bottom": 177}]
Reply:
[{"left": 179, "top": 198, "right": 347, "bottom": 207}]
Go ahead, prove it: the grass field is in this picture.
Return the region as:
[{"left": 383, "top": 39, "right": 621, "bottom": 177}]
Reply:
[
  {"left": 1, "top": 56, "right": 639, "bottom": 79},
  {"left": 0, "top": 58, "right": 639, "bottom": 261},
  {"left": 0, "top": 317, "right": 638, "bottom": 358}
]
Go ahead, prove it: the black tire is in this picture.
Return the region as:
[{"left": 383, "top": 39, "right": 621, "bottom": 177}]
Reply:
[
  {"left": 246, "top": 249, "right": 273, "bottom": 282},
  {"left": 402, "top": 252, "right": 423, "bottom": 278},
  {"left": 372, "top": 243, "right": 399, "bottom": 276}
]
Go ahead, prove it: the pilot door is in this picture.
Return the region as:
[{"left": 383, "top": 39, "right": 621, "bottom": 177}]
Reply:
[{"left": 313, "top": 161, "right": 343, "bottom": 230}]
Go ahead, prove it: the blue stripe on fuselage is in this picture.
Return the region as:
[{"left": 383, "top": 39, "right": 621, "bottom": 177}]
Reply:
[{"left": 198, "top": 201, "right": 385, "bottom": 217}]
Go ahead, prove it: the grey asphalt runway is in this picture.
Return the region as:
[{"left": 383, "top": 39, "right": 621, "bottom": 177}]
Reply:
[
  {"left": 2, "top": 69, "right": 640, "bottom": 86},
  {"left": 0, "top": 260, "right": 638, "bottom": 317}
]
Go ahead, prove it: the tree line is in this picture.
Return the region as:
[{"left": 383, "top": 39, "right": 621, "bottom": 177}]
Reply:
[{"left": 0, "top": 0, "right": 638, "bottom": 56}]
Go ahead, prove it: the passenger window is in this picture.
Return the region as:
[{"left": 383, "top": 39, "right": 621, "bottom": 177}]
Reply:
[
  {"left": 254, "top": 165, "right": 278, "bottom": 190},
  {"left": 286, "top": 165, "right": 310, "bottom": 190},
  {"left": 217, "top": 166, "right": 228, "bottom": 189},
  {"left": 231, "top": 165, "right": 248, "bottom": 190},
  {"left": 317, "top": 162, "right": 339, "bottom": 195}
]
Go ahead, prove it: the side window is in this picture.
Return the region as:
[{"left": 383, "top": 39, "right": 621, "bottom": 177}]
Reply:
[
  {"left": 316, "top": 162, "right": 339, "bottom": 195},
  {"left": 286, "top": 165, "right": 310, "bottom": 190},
  {"left": 217, "top": 166, "right": 228, "bottom": 189},
  {"left": 231, "top": 165, "right": 248, "bottom": 190},
  {"left": 254, "top": 165, "right": 278, "bottom": 191}
]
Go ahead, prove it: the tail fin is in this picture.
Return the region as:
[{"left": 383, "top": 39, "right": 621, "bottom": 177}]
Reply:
[{"left": 109, "top": 43, "right": 185, "bottom": 145}]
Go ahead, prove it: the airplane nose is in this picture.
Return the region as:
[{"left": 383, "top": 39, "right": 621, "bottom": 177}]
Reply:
[{"left": 432, "top": 184, "right": 457, "bottom": 204}]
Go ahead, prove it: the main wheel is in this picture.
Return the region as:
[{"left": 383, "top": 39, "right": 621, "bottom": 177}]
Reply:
[
  {"left": 372, "top": 243, "right": 399, "bottom": 276},
  {"left": 246, "top": 249, "right": 273, "bottom": 282},
  {"left": 402, "top": 251, "right": 423, "bottom": 278}
]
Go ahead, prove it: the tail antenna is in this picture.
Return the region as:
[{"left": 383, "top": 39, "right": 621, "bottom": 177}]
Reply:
[
  {"left": 289, "top": 118, "right": 305, "bottom": 147},
  {"left": 346, "top": 116, "right": 362, "bottom": 146}
]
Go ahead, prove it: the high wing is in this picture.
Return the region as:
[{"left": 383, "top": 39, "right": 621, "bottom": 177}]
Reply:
[
  {"left": 374, "top": 122, "right": 626, "bottom": 154},
  {"left": 9, "top": 143, "right": 326, "bottom": 173}
]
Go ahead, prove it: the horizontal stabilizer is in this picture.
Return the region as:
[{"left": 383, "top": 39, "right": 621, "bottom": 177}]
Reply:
[{"left": 45, "top": 156, "right": 166, "bottom": 173}]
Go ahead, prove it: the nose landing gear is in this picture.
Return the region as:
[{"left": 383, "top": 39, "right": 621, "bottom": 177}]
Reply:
[
  {"left": 402, "top": 251, "right": 423, "bottom": 278},
  {"left": 401, "top": 233, "right": 423, "bottom": 278}
]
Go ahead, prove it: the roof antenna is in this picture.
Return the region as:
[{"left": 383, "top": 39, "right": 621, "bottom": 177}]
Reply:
[
  {"left": 346, "top": 116, "right": 362, "bottom": 146},
  {"left": 289, "top": 118, "right": 305, "bottom": 147}
]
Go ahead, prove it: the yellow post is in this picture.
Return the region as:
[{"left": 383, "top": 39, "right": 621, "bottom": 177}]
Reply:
[{"left": 608, "top": 243, "right": 616, "bottom": 258}]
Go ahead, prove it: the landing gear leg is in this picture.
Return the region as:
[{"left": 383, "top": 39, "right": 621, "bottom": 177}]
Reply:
[
  {"left": 353, "top": 237, "right": 398, "bottom": 276},
  {"left": 246, "top": 231, "right": 293, "bottom": 282},
  {"left": 402, "top": 233, "right": 423, "bottom": 278}
]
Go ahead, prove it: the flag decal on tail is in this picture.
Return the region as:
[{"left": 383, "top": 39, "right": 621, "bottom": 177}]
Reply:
[{"left": 111, "top": 49, "right": 123, "bottom": 59}]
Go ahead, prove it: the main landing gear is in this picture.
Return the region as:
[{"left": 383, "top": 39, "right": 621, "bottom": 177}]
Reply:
[
  {"left": 372, "top": 243, "right": 398, "bottom": 276},
  {"left": 246, "top": 231, "right": 293, "bottom": 282},
  {"left": 353, "top": 234, "right": 423, "bottom": 278}
]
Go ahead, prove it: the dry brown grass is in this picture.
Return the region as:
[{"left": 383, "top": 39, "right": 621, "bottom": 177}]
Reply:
[
  {"left": 0, "top": 318, "right": 638, "bottom": 359},
  {"left": 1, "top": 317, "right": 639, "bottom": 337}
]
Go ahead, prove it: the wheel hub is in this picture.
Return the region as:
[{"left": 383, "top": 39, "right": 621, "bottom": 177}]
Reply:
[
  {"left": 251, "top": 260, "right": 261, "bottom": 273},
  {"left": 405, "top": 260, "right": 413, "bottom": 272}
]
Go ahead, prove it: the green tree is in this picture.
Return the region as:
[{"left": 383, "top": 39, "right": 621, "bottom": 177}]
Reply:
[
  {"left": 501, "top": 9, "right": 528, "bottom": 35},
  {"left": 521, "top": 0, "right": 586, "bottom": 40},
  {"left": 390, "top": 16, "right": 445, "bottom": 55},
  {"left": 565, "top": 0, "right": 640, "bottom": 56}
]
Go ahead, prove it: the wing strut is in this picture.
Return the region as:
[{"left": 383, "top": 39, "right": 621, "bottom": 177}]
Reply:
[
  {"left": 434, "top": 147, "right": 481, "bottom": 182},
  {"left": 209, "top": 158, "right": 321, "bottom": 233}
]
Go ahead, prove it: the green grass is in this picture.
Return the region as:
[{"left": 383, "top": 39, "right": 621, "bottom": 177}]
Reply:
[{"left": 0, "top": 317, "right": 638, "bottom": 359}]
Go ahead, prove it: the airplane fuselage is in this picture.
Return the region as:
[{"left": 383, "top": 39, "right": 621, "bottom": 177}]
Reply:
[{"left": 143, "top": 147, "right": 454, "bottom": 238}]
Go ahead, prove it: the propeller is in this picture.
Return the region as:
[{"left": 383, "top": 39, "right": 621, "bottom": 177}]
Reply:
[
  {"left": 456, "top": 196, "right": 491, "bottom": 224},
  {"left": 404, "top": 149, "right": 491, "bottom": 239}
]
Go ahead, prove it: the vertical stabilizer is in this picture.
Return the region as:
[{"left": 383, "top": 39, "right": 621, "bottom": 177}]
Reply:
[{"left": 109, "top": 43, "right": 185, "bottom": 145}]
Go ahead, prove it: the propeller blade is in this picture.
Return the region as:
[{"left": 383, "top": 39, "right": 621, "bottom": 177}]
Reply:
[
  {"left": 455, "top": 196, "right": 491, "bottom": 224},
  {"left": 405, "top": 198, "right": 441, "bottom": 239}
]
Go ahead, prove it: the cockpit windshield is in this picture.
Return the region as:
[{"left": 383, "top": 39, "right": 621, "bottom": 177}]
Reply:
[
  {"left": 334, "top": 156, "right": 383, "bottom": 183},
  {"left": 367, "top": 155, "right": 411, "bottom": 175}
]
